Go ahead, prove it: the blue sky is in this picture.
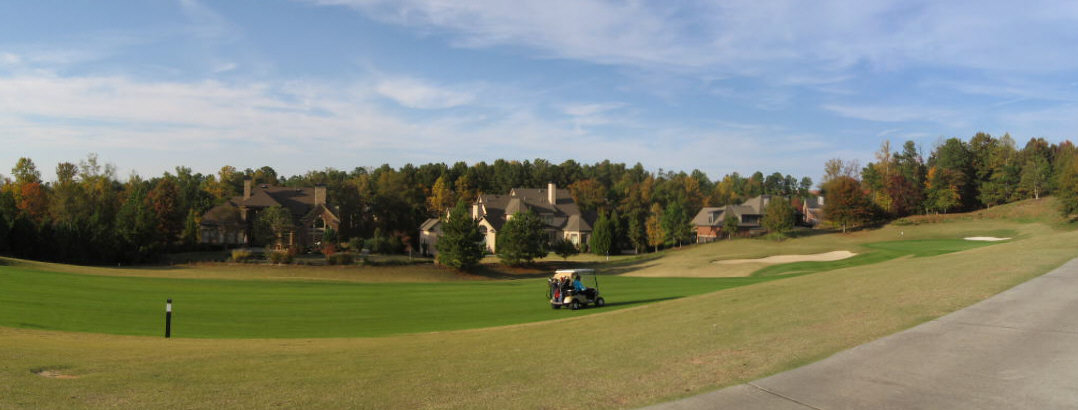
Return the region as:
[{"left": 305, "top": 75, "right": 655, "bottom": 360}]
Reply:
[{"left": 3, "top": 0, "right": 1078, "bottom": 183}]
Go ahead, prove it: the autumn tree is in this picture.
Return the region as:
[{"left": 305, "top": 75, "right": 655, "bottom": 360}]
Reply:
[
  {"left": 569, "top": 179, "right": 606, "bottom": 212},
  {"left": 823, "top": 176, "right": 874, "bottom": 233},
  {"left": 645, "top": 203, "right": 665, "bottom": 252},
  {"left": 427, "top": 175, "right": 455, "bottom": 216},
  {"left": 435, "top": 201, "right": 484, "bottom": 270},
  {"left": 148, "top": 177, "right": 183, "bottom": 246}
]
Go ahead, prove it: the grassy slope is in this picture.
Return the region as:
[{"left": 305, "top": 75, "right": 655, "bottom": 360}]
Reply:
[{"left": 2, "top": 198, "right": 1075, "bottom": 408}]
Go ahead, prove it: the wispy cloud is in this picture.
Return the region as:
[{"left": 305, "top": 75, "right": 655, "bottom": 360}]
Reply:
[
  {"left": 307, "top": 0, "right": 1078, "bottom": 77},
  {"left": 374, "top": 77, "right": 476, "bottom": 109}
]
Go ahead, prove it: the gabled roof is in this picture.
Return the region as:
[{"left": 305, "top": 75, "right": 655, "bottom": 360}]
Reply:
[
  {"left": 203, "top": 185, "right": 338, "bottom": 227},
  {"left": 473, "top": 185, "right": 594, "bottom": 232},
  {"left": 420, "top": 218, "right": 440, "bottom": 231},
  {"left": 240, "top": 189, "right": 281, "bottom": 208},
  {"left": 691, "top": 196, "right": 776, "bottom": 228},
  {"left": 200, "top": 203, "right": 243, "bottom": 227},
  {"left": 691, "top": 207, "right": 728, "bottom": 227},
  {"left": 301, "top": 203, "right": 340, "bottom": 224}
]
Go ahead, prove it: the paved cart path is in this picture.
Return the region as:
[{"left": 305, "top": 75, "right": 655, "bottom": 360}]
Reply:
[{"left": 648, "top": 257, "right": 1078, "bottom": 409}]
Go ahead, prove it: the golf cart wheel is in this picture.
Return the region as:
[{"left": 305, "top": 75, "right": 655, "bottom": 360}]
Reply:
[
  {"left": 552, "top": 304, "right": 561, "bottom": 310},
  {"left": 570, "top": 300, "right": 581, "bottom": 310},
  {"left": 596, "top": 297, "right": 605, "bottom": 307}
]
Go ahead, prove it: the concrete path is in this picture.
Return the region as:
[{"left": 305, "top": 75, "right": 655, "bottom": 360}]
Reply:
[{"left": 647, "top": 257, "right": 1078, "bottom": 409}]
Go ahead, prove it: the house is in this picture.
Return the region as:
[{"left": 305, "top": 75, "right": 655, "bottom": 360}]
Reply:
[
  {"left": 418, "top": 217, "right": 441, "bottom": 256},
  {"left": 691, "top": 195, "right": 773, "bottom": 243},
  {"left": 472, "top": 183, "right": 595, "bottom": 253},
  {"left": 801, "top": 193, "right": 824, "bottom": 226},
  {"left": 419, "top": 183, "right": 594, "bottom": 256},
  {"left": 199, "top": 178, "right": 340, "bottom": 249}
]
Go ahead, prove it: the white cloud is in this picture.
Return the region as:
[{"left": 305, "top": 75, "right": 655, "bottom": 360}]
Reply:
[
  {"left": 821, "top": 103, "right": 963, "bottom": 126},
  {"left": 374, "top": 77, "right": 475, "bottom": 109},
  {"left": 559, "top": 102, "right": 623, "bottom": 117},
  {"left": 213, "top": 62, "right": 238, "bottom": 73}
]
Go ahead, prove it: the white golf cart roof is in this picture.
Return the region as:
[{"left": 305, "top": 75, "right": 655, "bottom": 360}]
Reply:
[{"left": 553, "top": 268, "right": 595, "bottom": 280}]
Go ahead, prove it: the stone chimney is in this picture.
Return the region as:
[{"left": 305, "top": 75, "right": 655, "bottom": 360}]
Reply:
[
  {"left": 314, "top": 184, "right": 327, "bottom": 206},
  {"left": 548, "top": 182, "right": 556, "bottom": 205},
  {"left": 243, "top": 177, "right": 252, "bottom": 200}
]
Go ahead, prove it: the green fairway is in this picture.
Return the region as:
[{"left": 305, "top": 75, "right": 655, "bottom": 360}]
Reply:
[
  {"left": 3, "top": 199, "right": 1075, "bottom": 409},
  {"left": 752, "top": 238, "right": 1002, "bottom": 277},
  {"left": 0, "top": 265, "right": 774, "bottom": 338}
]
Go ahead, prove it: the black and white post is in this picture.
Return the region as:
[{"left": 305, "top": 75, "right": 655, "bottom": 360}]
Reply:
[{"left": 165, "top": 298, "right": 173, "bottom": 338}]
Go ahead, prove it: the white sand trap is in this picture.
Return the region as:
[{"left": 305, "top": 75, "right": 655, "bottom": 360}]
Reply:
[
  {"left": 713, "top": 250, "right": 857, "bottom": 265},
  {"left": 964, "top": 236, "right": 1011, "bottom": 241}
]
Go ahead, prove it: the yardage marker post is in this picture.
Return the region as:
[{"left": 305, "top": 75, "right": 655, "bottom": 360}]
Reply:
[{"left": 165, "top": 298, "right": 172, "bottom": 338}]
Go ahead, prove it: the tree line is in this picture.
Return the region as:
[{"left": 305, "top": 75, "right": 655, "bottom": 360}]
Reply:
[
  {"left": 821, "top": 134, "right": 1078, "bottom": 232},
  {"left": 0, "top": 156, "right": 814, "bottom": 265},
  {"left": 2, "top": 132, "right": 1077, "bottom": 266}
]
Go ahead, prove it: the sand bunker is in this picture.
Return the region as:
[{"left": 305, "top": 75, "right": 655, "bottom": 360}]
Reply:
[
  {"left": 33, "top": 369, "right": 79, "bottom": 379},
  {"left": 713, "top": 250, "right": 857, "bottom": 265},
  {"left": 964, "top": 237, "right": 1011, "bottom": 241}
]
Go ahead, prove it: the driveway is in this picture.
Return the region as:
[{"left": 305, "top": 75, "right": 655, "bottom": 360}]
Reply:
[{"left": 647, "top": 257, "right": 1078, "bottom": 409}]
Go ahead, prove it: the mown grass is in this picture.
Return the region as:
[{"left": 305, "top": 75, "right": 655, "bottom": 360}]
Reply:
[
  {"left": 2, "top": 198, "right": 1075, "bottom": 408},
  {"left": 0, "top": 265, "right": 774, "bottom": 338}
]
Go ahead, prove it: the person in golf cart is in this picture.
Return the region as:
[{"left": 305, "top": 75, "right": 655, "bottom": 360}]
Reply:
[{"left": 572, "top": 273, "right": 597, "bottom": 300}]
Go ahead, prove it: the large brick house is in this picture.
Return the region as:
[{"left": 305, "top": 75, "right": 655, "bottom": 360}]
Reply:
[
  {"left": 691, "top": 195, "right": 773, "bottom": 243},
  {"left": 200, "top": 179, "right": 340, "bottom": 249},
  {"left": 419, "top": 183, "right": 595, "bottom": 256}
]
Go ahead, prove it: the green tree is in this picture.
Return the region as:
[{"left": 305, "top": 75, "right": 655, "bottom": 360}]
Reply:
[
  {"left": 661, "top": 201, "right": 691, "bottom": 247},
  {"left": 551, "top": 238, "right": 580, "bottom": 260},
  {"left": 496, "top": 209, "right": 548, "bottom": 265},
  {"left": 762, "top": 198, "right": 796, "bottom": 234},
  {"left": 12, "top": 157, "right": 41, "bottom": 185},
  {"left": 723, "top": 214, "right": 740, "bottom": 239},
  {"left": 1019, "top": 156, "right": 1051, "bottom": 200},
  {"left": 115, "top": 178, "right": 160, "bottom": 263},
  {"left": 180, "top": 209, "right": 200, "bottom": 247},
  {"left": 254, "top": 205, "right": 293, "bottom": 248},
  {"left": 1057, "top": 151, "right": 1078, "bottom": 218},
  {"left": 589, "top": 211, "right": 616, "bottom": 256},
  {"left": 436, "top": 201, "right": 485, "bottom": 269}
]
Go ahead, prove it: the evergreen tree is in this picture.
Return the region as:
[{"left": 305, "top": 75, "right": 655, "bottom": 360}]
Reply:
[
  {"left": 436, "top": 201, "right": 484, "bottom": 269},
  {"left": 589, "top": 211, "right": 615, "bottom": 256},
  {"left": 551, "top": 238, "right": 579, "bottom": 260},
  {"left": 496, "top": 209, "right": 548, "bottom": 265}
]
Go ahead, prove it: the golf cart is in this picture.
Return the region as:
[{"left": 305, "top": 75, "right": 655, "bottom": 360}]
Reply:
[{"left": 548, "top": 268, "right": 605, "bottom": 310}]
